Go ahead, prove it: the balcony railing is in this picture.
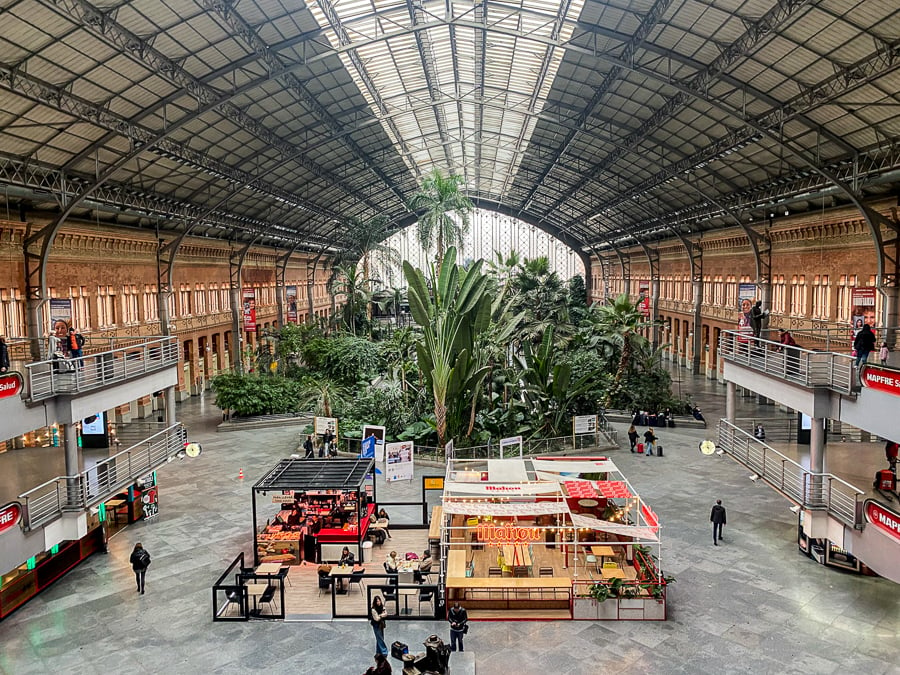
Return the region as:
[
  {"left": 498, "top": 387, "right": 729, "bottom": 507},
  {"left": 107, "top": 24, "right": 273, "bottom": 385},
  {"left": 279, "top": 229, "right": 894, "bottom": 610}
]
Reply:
[
  {"left": 18, "top": 424, "right": 186, "bottom": 530},
  {"left": 23, "top": 336, "right": 178, "bottom": 401},
  {"left": 717, "top": 420, "right": 864, "bottom": 528},
  {"left": 718, "top": 330, "right": 856, "bottom": 394}
]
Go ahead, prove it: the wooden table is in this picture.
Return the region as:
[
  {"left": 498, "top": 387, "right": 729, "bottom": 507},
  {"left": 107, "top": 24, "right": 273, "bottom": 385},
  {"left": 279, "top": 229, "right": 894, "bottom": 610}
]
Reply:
[
  {"left": 501, "top": 544, "right": 532, "bottom": 570},
  {"left": 244, "top": 583, "right": 270, "bottom": 613},
  {"left": 106, "top": 499, "right": 126, "bottom": 525},
  {"left": 329, "top": 565, "right": 353, "bottom": 593},
  {"left": 447, "top": 549, "right": 467, "bottom": 579},
  {"left": 255, "top": 562, "right": 282, "bottom": 576},
  {"left": 398, "top": 587, "right": 418, "bottom": 615},
  {"left": 590, "top": 545, "right": 615, "bottom": 565},
  {"left": 600, "top": 568, "right": 626, "bottom": 579}
]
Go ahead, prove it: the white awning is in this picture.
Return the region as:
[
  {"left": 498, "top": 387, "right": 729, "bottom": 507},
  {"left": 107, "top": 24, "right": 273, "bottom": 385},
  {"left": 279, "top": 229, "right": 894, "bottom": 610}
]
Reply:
[
  {"left": 531, "top": 459, "right": 619, "bottom": 475},
  {"left": 442, "top": 501, "right": 569, "bottom": 516},
  {"left": 487, "top": 459, "right": 530, "bottom": 482},
  {"left": 570, "top": 513, "right": 659, "bottom": 542},
  {"left": 444, "top": 481, "right": 560, "bottom": 496}
]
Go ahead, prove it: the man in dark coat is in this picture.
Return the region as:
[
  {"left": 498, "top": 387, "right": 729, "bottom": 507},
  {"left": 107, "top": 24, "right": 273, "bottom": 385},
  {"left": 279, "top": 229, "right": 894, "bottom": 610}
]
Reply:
[
  {"left": 710, "top": 500, "right": 726, "bottom": 545},
  {"left": 853, "top": 323, "right": 876, "bottom": 367}
]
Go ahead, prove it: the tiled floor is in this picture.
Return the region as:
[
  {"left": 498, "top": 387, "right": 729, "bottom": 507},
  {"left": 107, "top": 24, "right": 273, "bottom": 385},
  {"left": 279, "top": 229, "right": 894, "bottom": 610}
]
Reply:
[{"left": 0, "top": 372, "right": 898, "bottom": 674}]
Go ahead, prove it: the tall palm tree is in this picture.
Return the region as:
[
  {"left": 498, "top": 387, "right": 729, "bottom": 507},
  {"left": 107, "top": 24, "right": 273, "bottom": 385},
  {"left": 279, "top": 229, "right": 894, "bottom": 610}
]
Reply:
[
  {"left": 328, "top": 263, "right": 371, "bottom": 335},
  {"left": 408, "top": 169, "right": 474, "bottom": 267},
  {"left": 337, "top": 215, "right": 401, "bottom": 320},
  {"left": 596, "top": 293, "right": 651, "bottom": 407}
]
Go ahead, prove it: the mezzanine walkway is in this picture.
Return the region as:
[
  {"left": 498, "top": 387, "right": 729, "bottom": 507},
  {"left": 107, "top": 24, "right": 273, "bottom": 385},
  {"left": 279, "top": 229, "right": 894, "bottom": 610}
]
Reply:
[{"left": 0, "top": 380, "right": 897, "bottom": 674}]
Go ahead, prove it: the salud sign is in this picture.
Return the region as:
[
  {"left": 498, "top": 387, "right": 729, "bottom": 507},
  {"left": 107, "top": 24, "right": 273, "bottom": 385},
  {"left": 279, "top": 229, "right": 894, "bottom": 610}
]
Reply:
[
  {"left": 0, "top": 502, "right": 22, "bottom": 535},
  {"left": 864, "top": 500, "right": 900, "bottom": 542},
  {"left": 859, "top": 365, "right": 900, "bottom": 396},
  {"left": 0, "top": 373, "right": 22, "bottom": 399}
]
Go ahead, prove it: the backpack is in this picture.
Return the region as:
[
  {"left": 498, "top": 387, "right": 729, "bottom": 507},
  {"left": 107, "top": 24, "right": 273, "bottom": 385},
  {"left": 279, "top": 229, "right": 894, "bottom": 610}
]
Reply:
[{"left": 137, "top": 549, "right": 151, "bottom": 568}]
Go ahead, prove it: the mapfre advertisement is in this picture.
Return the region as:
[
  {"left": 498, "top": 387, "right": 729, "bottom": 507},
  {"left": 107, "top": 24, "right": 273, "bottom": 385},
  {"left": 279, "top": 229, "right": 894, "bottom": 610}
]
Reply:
[{"left": 242, "top": 288, "right": 257, "bottom": 332}]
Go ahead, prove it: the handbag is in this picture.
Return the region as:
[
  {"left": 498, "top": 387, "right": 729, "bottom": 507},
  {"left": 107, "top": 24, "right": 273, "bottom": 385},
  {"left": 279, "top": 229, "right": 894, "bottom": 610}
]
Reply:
[{"left": 463, "top": 624, "right": 469, "bottom": 634}]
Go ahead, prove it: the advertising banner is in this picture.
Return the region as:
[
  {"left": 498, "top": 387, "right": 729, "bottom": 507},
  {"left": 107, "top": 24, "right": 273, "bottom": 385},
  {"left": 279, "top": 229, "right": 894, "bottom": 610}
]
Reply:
[
  {"left": 50, "top": 298, "right": 73, "bottom": 347},
  {"left": 361, "top": 424, "right": 386, "bottom": 460},
  {"left": 286, "top": 285, "right": 298, "bottom": 323},
  {"left": 385, "top": 441, "right": 414, "bottom": 482},
  {"left": 737, "top": 283, "right": 757, "bottom": 342},
  {"left": 638, "top": 281, "right": 650, "bottom": 317},
  {"left": 242, "top": 288, "right": 257, "bottom": 332},
  {"left": 860, "top": 365, "right": 900, "bottom": 397},
  {"left": 850, "top": 287, "right": 877, "bottom": 338}
]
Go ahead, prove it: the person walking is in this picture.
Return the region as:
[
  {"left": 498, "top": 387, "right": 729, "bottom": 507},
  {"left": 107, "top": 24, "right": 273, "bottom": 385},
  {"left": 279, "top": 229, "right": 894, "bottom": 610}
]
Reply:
[
  {"left": 303, "top": 434, "right": 315, "bottom": 459},
  {"left": 363, "top": 653, "right": 392, "bottom": 675},
  {"left": 853, "top": 323, "right": 876, "bottom": 367},
  {"left": 129, "top": 542, "right": 151, "bottom": 594},
  {"left": 0, "top": 336, "right": 9, "bottom": 373},
  {"left": 643, "top": 428, "right": 657, "bottom": 456},
  {"left": 710, "top": 500, "right": 726, "bottom": 545},
  {"left": 627, "top": 425, "right": 639, "bottom": 453},
  {"left": 448, "top": 601, "right": 469, "bottom": 652},
  {"left": 749, "top": 300, "right": 768, "bottom": 339},
  {"left": 369, "top": 595, "right": 388, "bottom": 656},
  {"left": 879, "top": 342, "right": 890, "bottom": 366}
]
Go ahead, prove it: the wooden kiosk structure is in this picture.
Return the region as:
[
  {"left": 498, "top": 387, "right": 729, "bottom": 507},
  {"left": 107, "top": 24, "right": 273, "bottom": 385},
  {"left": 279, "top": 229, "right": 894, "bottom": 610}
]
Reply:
[{"left": 440, "top": 456, "right": 668, "bottom": 620}]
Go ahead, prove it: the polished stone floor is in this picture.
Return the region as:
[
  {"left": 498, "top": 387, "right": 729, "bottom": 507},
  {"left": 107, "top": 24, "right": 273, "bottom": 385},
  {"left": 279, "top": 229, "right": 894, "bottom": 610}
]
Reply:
[{"left": 1, "top": 369, "right": 899, "bottom": 675}]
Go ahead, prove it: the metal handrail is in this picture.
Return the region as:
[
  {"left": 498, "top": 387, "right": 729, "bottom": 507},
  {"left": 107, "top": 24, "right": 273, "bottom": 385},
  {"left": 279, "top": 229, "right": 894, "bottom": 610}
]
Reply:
[
  {"left": 718, "top": 330, "right": 856, "bottom": 394},
  {"left": 23, "top": 335, "right": 178, "bottom": 401},
  {"left": 18, "top": 424, "right": 186, "bottom": 530},
  {"left": 717, "top": 420, "right": 865, "bottom": 528}
]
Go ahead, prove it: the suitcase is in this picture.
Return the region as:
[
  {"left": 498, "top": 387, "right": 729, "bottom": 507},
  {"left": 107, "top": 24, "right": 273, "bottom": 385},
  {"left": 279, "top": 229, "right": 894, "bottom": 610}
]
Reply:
[
  {"left": 667, "top": 419, "right": 675, "bottom": 428},
  {"left": 636, "top": 443, "right": 644, "bottom": 454},
  {"left": 875, "top": 469, "right": 896, "bottom": 491},
  {"left": 657, "top": 445, "right": 664, "bottom": 457},
  {"left": 391, "top": 641, "right": 409, "bottom": 660}
]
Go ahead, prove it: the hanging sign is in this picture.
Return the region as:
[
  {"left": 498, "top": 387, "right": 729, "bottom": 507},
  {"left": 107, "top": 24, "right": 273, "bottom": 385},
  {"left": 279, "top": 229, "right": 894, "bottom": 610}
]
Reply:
[
  {"left": 859, "top": 365, "right": 900, "bottom": 397},
  {"left": 0, "top": 373, "right": 22, "bottom": 399},
  {"left": 286, "top": 285, "right": 298, "bottom": 323},
  {"left": 0, "top": 502, "right": 22, "bottom": 535},
  {"left": 638, "top": 281, "right": 650, "bottom": 317},
  {"left": 864, "top": 500, "right": 900, "bottom": 541},
  {"left": 242, "top": 288, "right": 257, "bottom": 332},
  {"left": 850, "top": 287, "right": 877, "bottom": 337},
  {"left": 475, "top": 523, "right": 543, "bottom": 544}
]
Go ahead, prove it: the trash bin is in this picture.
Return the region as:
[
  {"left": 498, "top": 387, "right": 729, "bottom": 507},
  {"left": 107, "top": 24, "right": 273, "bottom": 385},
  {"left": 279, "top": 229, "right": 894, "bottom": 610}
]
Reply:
[{"left": 361, "top": 540, "right": 373, "bottom": 562}]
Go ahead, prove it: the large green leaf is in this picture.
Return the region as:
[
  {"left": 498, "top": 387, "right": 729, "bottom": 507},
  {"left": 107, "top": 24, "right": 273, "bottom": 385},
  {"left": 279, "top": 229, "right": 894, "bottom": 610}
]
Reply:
[{"left": 404, "top": 261, "right": 432, "bottom": 326}]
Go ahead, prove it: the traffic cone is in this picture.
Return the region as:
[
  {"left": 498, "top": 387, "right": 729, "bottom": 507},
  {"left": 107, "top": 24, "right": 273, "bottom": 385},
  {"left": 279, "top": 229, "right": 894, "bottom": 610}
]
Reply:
[{"left": 238, "top": 468, "right": 244, "bottom": 480}]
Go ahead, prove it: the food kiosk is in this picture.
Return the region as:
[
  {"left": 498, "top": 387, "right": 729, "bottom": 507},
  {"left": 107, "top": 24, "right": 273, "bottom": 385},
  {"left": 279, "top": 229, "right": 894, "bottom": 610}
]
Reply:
[
  {"left": 251, "top": 458, "right": 375, "bottom": 566},
  {"left": 440, "top": 457, "right": 668, "bottom": 620}
]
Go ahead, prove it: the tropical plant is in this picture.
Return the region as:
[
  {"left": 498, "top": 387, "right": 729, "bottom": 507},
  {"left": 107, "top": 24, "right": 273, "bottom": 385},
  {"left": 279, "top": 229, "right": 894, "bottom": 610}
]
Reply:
[
  {"left": 299, "top": 333, "right": 382, "bottom": 385},
  {"left": 338, "top": 215, "right": 401, "bottom": 319},
  {"left": 513, "top": 326, "right": 597, "bottom": 437},
  {"left": 408, "top": 169, "right": 473, "bottom": 267},
  {"left": 296, "top": 375, "right": 349, "bottom": 418},
  {"left": 596, "top": 294, "right": 652, "bottom": 407},
  {"left": 404, "top": 247, "right": 492, "bottom": 446},
  {"left": 588, "top": 582, "right": 610, "bottom": 602},
  {"left": 328, "top": 263, "right": 372, "bottom": 336},
  {"left": 509, "top": 256, "right": 570, "bottom": 344},
  {"left": 211, "top": 373, "right": 304, "bottom": 416}
]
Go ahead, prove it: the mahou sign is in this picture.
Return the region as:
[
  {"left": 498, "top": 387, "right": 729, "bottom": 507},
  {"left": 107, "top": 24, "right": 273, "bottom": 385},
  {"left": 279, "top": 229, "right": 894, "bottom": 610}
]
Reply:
[
  {"left": 0, "top": 502, "right": 22, "bottom": 535},
  {"left": 864, "top": 500, "right": 900, "bottom": 541},
  {"left": 860, "top": 365, "right": 900, "bottom": 397},
  {"left": 475, "top": 523, "right": 542, "bottom": 544},
  {"left": 0, "top": 374, "right": 22, "bottom": 399}
]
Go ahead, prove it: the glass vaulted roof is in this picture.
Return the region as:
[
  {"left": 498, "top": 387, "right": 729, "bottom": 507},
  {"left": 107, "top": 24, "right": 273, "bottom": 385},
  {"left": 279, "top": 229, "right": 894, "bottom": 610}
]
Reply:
[{"left": 306, "top": 0, "right": 586, "bottom": 195}]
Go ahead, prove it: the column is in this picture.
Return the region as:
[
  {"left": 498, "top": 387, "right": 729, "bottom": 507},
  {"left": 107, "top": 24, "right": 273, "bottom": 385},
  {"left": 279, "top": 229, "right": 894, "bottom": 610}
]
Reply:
[
  {"left": 725, "top": 381, "right": 736, "bottom": 424},
  {"left": 808, "top": 417, "right": 825, "bottom": 506},
  {"left": 63, "top": 423, "right": 80, "bottom": 506},
  {"left": 165, "top": 386, "right": 177, "bottom": 426}
]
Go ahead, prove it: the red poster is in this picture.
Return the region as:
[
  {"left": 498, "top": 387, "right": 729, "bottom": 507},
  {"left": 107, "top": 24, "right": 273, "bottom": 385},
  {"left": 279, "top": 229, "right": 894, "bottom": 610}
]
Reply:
[
  {"left": 859, "top": 365, "right": 900, "bottom": 396},
  {"left": 638, "top": 281, "right": 650, "bottom": 317},
  {"left": 0, "top": 502, "right": 22, "bottom": 535},
  {"left": 242, "top": 288, "right": 257, "bottom": 332},
  {"left": 0, "top": 374, "right": 22, "bottom": 399},
  {"left": 864, "top": 500, "right": 900, "bottom": 541},
  {"left": 850, "top": 287, "right": 877, "bottom": 338}
]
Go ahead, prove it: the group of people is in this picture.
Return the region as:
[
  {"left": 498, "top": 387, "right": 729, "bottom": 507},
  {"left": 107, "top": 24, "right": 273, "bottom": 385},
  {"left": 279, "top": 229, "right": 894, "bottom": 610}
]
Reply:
[
  {"left": 302, "top": 427, "right": 337, "bottom": 459},
  {"left": 851, "top": 323, "right": 890, "bottom": 368},
  {"left": 366, "top": 598, "right": 468, "bottom": 674},
  {"left": 48, "top": 321, "right": 86, "bottom": 368},
  {"left": 626, "top": 425, "right": 662, "bottom": 456}
]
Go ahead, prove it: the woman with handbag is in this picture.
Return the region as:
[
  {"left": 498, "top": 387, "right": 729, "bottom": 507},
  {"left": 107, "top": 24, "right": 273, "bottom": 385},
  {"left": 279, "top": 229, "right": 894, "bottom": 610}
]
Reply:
[{"left": 370, "top": 595, "right": 388, "bottom": 656}]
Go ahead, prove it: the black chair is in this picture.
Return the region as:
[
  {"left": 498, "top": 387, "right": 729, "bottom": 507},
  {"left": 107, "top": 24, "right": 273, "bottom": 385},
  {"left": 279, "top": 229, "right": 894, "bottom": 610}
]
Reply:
[
  {"left": 417, "top": 587, "right": 434, "bottom": 614},
  {"left": 488, "top": 567, "right": 502, "bottom": 577},
  {"left": 278, "top": 566, "right": 292, "bottom": 587},
  {"left": 259, "top": 585, "right": 277, "bottom": 614},
  {"left": 348, "top": 569, "right": 365, "bottom": 595},
  {"left": 539, "top": 567, "right": 554, "bottom": 577},
  {"left": 317, "top": 574, "right": 333, "bottom": 596}
]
